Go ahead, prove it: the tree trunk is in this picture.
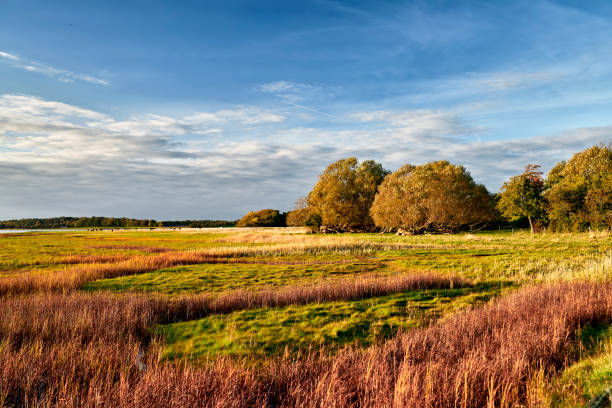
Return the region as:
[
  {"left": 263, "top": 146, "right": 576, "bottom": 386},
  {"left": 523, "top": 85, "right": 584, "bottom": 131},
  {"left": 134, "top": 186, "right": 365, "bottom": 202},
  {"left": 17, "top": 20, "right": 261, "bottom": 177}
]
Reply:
[{"left": 527, "top": 215, "right": 534, "bottom": 235}]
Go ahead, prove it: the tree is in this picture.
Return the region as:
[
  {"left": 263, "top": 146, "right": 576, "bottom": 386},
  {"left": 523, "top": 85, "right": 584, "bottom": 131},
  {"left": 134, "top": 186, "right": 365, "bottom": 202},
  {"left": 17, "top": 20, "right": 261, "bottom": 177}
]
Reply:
[
  {"left": 545, "top": 144, "right": 612, "bottom": 231},
  {"left": 371, "top": 161, "right": 494, "bottom": 234},
  {"left": 286, "top": 197, "right": 313, "bottom": 227},
  {"left": 497, "top": 164, "right": 546, "bottom": 234},
  {"left": 307, "top": 158, "right": 389, "bottom": 232},
  {"left": 236, "top": 209, "right": 286, "bottom": 227}
]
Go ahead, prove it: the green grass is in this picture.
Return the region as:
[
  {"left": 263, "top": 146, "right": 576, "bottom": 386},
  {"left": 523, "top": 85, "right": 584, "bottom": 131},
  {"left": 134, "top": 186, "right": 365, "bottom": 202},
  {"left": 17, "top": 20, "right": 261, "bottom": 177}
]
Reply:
[
  {"left": 0, "top": 230, "right": 233, "bottom": 271},
  {"left": 83, "top": 259, "right": 384, "bottom": 294},
  {"left": 156, "top": 283, "right": 508, "bottom": 360},
  {"left": 549, "top": 323, "right": 612, "bottom": 407}
]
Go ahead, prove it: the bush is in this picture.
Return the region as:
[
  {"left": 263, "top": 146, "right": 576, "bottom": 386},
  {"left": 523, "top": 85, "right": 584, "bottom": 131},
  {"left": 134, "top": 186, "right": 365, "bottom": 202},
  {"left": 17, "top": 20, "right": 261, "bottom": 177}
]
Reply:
[
  {"left": 304, "top": 213, "right": 322, "bottom": 232},
  {"left": 371, "top": 161, "right": 494, "bottom": 234},
  {"left": 236, "top": 209, "right": 286, "bottom": 227}
]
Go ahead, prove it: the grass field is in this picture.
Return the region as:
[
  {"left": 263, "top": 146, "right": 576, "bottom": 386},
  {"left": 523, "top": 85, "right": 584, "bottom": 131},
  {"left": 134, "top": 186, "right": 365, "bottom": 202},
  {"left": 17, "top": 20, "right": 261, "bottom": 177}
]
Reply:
[{"left": 0, "top": 228, "right": 611, "bottom": 406}]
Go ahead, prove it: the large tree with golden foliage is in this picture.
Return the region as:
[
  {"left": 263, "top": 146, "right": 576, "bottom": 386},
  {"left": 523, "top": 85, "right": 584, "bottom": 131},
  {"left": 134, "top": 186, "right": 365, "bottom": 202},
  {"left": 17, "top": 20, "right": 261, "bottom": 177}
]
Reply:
[
  {"left": 545, "top": 144, "right": 612, "bottom": 231},
  {"left": 308, "top": 158, "right": 388, "bottom": 231},
  {"left": 371, "top": 161, "right": 494, "bottom": 234}
]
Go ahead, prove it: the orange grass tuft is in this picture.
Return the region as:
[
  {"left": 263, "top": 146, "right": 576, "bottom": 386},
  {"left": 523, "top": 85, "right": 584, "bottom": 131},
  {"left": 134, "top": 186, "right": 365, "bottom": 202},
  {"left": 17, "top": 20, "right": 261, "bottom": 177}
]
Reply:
[{"left": 0, "top": 251, "right": 227, "bottom": 296}]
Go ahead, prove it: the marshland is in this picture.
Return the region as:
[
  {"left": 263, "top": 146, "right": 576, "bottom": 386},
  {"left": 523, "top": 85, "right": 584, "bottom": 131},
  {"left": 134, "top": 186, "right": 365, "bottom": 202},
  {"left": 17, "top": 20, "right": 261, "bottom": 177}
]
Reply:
[{"left": 1, "top": 228, "right": 611, "bottom": 407}]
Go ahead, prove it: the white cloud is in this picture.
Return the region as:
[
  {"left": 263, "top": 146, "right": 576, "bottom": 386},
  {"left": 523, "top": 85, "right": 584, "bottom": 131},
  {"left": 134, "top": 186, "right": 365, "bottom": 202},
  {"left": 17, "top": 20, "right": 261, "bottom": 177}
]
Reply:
[
  {"left": 0, "top": 51, "right": 19, "bottom": 60},
  {"left": 0, "top": 49, "right": 110, "bottom": 86},
  {"left": 184, "top": 106, "right": 286, "bottom": 125}
]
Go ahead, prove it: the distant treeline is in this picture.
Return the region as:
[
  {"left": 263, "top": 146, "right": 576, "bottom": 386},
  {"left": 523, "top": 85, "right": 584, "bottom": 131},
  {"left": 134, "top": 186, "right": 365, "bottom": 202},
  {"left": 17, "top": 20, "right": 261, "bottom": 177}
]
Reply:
[
  {"left": 0, "top": 217, "right": 236, "bottom": 229},
  {"left": 161, "top": 220, "right": 237, "bottom": 228}
]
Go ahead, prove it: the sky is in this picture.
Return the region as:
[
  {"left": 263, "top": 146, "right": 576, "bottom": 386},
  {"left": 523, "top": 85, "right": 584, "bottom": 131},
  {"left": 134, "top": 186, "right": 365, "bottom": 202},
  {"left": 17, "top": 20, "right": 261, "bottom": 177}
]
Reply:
[{"left": 1, "top": 0, "right": 611, "bottom": 220}]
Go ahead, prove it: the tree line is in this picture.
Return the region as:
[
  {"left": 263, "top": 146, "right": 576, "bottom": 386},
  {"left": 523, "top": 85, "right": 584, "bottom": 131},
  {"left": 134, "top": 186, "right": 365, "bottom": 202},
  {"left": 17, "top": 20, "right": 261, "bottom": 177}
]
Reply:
[
  {"left": 0, "top": 217, "right": 237, "bottom": 229},
  {"left": 275, "top": 144, "right": 610, "bottom": 234}
]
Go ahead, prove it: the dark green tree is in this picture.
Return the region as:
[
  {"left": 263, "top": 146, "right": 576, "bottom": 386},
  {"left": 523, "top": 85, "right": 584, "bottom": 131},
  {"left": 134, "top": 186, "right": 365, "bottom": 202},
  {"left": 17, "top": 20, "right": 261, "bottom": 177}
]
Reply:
[
  {"left": 497, "top": 164, "right": 546, "bottom": 234},
  {"left": 236, "top": 209, "right": 286, "bottom": 227}
]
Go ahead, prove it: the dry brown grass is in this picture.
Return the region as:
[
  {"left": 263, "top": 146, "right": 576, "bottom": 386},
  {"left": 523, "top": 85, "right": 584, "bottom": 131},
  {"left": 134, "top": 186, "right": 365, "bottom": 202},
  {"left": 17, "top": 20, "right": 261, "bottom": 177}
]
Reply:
[
  {"left": 87, "top": 245, "right": 174, "bottom": 253},
  {"left": 202, "top": 239, "right": 449, "bottom": 257},
  {"left": 1, "top": 281, "right": 611, "bottom": 407},
  {"left": 208, "top": 273, "right": 467, "bottom": 314},
  {"left": 0, "top": 252, "right": 227, "bottom": 296}
]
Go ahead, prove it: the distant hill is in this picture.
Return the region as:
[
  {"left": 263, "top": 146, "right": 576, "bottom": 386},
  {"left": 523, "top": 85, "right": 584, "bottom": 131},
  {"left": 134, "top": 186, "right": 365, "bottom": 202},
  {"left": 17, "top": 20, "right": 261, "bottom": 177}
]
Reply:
[{"left": 0, "top": 217, "right": 236, "bottom": 229}]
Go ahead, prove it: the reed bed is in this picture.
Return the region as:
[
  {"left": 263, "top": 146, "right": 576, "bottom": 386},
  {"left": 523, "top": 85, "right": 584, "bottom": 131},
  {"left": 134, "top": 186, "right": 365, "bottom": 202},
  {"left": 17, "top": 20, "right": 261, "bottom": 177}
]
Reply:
[
  {"left": 202, "top": 273, "right": 468, "bottom": 314},
  {"left": 0, "top": 252, "right": 227, "bottom": 296},
  {"left": 0, "top": 273, "right": 465, "bottom": 347},
  {"left": 59, "top": 254, "right": 136, "bottom": 265},
  {"left": 2, "top": 281, "right": 611, "bottom": 407},
  {"left": 87, "top": 245, "right": 174, "bottom": 253}
]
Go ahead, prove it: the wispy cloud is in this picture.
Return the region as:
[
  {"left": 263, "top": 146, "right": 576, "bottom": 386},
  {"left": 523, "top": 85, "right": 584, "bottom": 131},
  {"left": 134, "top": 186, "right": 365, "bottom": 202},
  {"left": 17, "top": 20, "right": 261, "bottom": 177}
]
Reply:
[
  {"left": 473, "top": 71, "right": 565, "bottom": 91},
  {"left": 0, "top": 51, "right": 19, "bottom": 60},
  {"left": 259, "top": 80, "right": 339, "bottom": 119},
  {"left": 349, "top": 109, "right": 473, "bottom": 135},
  {"left": 0, "top": 50, "right": 110, "bottom": 86},
  {"left": 260, "top": 81, "right": 313, "bottom": 103}
]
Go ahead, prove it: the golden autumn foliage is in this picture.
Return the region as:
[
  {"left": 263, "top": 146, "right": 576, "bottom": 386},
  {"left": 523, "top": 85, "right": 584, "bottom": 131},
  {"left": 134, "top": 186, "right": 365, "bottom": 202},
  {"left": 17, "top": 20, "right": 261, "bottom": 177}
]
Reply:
[
  {"left": 546, "top": 144, "right": 612, "bottom": 231},
  {"left": 371, "top": 161, "right": 494, "bottom": 233},
  {"left": 308, "top": 158, "right": 388, "bottom": 231}
]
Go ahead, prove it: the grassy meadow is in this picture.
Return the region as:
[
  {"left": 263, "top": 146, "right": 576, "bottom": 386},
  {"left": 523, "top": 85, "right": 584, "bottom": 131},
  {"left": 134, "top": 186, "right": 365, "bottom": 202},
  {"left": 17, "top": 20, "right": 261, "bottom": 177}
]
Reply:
[{"left": 0, "top": 228, "right": 611, "bottom": 407}]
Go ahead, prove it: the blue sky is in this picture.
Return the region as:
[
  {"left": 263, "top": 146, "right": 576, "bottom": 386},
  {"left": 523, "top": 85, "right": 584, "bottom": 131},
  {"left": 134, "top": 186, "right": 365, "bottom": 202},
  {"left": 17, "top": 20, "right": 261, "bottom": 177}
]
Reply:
[{"left": 1, "top": 0, "right": 611, "bottom": 220}]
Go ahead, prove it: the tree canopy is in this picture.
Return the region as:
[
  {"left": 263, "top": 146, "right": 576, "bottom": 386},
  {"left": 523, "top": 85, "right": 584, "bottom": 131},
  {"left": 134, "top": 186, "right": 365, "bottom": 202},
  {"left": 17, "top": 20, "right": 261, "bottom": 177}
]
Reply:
[
  {"left": 307, "top": 158, "right": 388, "bottom": 231},
  {"left": 496, "top": 164, "right": 546, "bottom": 234},
  {"left": 545, "top": 144, "right": 612, "bottom": 231},
  {"left": 370, "top": 161, "right": 494, "bottom": 234}
]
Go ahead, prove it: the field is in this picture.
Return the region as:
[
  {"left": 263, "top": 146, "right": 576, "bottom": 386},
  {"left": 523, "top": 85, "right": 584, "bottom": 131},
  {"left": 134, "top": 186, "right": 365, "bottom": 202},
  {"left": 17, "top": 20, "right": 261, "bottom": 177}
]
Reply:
[{"left": 0, "top": 228, "right": 611, "bottom": 407}]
